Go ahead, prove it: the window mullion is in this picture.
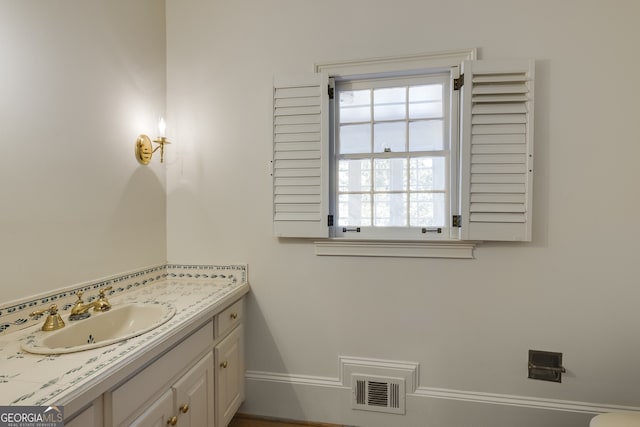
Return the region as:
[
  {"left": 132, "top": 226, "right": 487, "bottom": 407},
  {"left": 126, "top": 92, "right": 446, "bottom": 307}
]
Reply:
[
  {"left": 369, "top": 89, "right": 374, "bottom": 227},
  {"left": 338, "top": 150, "right": 447, "bottom": 160},
  {"left": 405, "top": 86, "right": 410, "bottom": 227}
]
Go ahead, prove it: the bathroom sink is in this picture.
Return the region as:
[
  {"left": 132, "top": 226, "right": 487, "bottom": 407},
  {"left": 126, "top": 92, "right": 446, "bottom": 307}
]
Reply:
[{"left": 21, "top": 302, "right": 175, "bottom": 355}]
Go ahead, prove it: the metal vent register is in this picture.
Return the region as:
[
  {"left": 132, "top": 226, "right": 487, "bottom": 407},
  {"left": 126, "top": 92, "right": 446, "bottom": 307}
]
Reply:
[{"left": 352, "top": 375, "right": 405, "bottom": 414}]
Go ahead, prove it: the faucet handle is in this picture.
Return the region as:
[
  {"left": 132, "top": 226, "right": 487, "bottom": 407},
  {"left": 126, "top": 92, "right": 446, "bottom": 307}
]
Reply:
[
  {"left": 75, "top": 290, "right": 85, "bottom": 302},
  {"left": 29, "top": 304, "right": 65, "bottom": 331},
  {"left": 30, "top": 304, "right": 59, "bottom": 317},
  {"left": 93, "top": 286, "right": 113, "bottom": 312},
  {"left": 97, "top": 286, "right": 112, "bottom": 299}
]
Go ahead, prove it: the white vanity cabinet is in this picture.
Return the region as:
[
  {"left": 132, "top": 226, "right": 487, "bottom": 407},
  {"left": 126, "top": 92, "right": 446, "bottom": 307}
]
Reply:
[
  {"left": 173, "top": 352, "right": 215, "bottom": 426},
  {"left": 98, "top": 295, "right": 245, "bottom": 427},
  {"left": 130, "top": 352, "right": 214, "bottom": 427},
  {"left": 216, "top": 325, "right": 244, "bottom": 427},
  {"left": 215, "top": 299, "right": 245, "bottom": 427},
  {"left": 65, "top": 397, "right": 104, "bottom": 427},
  {"left": 130, "top": 389, "right": 173, "bottom": 427}
]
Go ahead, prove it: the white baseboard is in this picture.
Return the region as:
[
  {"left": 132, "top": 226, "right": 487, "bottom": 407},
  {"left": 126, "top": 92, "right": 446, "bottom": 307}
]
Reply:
[
  {"left": 245, "top": 370, "right": 344, "bottom": 389},
  {"left": 245, "top": 370, "right": 640, "bottom": 415},
  {"left": 412, "top": 387, "right": 640, "bottom": 414}
]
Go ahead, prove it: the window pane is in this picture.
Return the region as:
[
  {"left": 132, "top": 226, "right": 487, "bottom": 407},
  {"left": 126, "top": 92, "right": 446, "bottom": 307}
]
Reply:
[
  {"left": 374, "top": 87, "right": 406, "bottom": 121},
  {"left": 339, "top": 159, "right": 371, "bottom": 192},
  {"left": 340, "top": 89, "right": 371, "bottom": 123},
  {"left": 409, "top": 120, "right": 443, "bottom": 151},
  {"left": 409, "top": 84, "right": 443, "bottom": 119},
  {"left": 410, "top": 157, "right": 446, "bottom": 191},
  {"left": 340, "top": 123, "right": 370, "bottom": 154},
  {"left": 374, "top": 122, "right": 405, "bottom": 153},
  {"left": 374, "top": 193, "right": 407, "bottom": 226},
  {"left": 339, "top": 193, "right": 371, "bottom": 226},
  {"left": 410, "top": 193, "right": 445, "bottom": 226},
  {"left": 374, "top": 158, "right": 407, "bottom": 192}
]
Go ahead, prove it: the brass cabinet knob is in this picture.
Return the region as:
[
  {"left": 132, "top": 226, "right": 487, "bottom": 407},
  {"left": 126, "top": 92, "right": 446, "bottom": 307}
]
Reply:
[
  {"left": 220, "top": 361, "right": 228, "bottom": 369},
  {"left": 230, "top": 312, "right": 238, "bottom": 320},
  {"left": 167, "top": 416, "right": 178, "bottom": 426},
  {"left": 179, "top": 404, "right": 189, "bottom": 414}
]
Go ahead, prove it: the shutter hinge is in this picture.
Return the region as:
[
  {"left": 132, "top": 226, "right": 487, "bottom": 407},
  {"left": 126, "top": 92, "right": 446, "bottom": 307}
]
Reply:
[
  {"left": 328, "top": 215, "right": 334, "bottom": 226},
  {"left": 452, "top": 215, "right": 462, "bottom": 228},
  {"left": 453, "top": 74, "right": 464, "bottom": 91},
  {"left": 328, "top": 85, "right": 334, "bottom": 99}
]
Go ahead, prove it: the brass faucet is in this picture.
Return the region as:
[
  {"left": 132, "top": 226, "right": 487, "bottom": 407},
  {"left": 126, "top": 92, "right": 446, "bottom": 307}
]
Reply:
[
  {"left": 69, "top": 291, "right": 94, "bottom": 320},
  {"left": 93, "top": 286, "right": 112, "bottom": 312},
  {"left": 30, "top": 304, "right": 65, "bottom": 331},
  {"left": 69, "top": 286, "right": 113, "bottom": 320}
]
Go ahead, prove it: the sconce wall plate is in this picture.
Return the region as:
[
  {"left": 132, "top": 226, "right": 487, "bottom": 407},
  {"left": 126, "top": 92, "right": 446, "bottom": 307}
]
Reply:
[{"left": 135, "top": 135, "right": 153, "bottom": 165}]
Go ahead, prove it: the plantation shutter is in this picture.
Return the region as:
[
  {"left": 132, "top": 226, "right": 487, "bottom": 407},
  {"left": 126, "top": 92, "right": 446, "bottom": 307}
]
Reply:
[
  {"left": 272, "top": 73, "right": 330, "bottom": 238},
  {"left": 459, "top": 60, "right": 535, "bottom": 241}
]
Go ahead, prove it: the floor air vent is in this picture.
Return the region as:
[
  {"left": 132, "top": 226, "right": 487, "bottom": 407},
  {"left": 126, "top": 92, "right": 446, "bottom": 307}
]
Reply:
[{"left": 352, "top": 374, "right": 405, "bottom": 414}]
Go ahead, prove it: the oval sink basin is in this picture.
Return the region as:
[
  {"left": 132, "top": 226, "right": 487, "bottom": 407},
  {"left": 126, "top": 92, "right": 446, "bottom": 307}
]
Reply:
[{"left": 21, "top": 302, "right": 175, "bottom": 355}]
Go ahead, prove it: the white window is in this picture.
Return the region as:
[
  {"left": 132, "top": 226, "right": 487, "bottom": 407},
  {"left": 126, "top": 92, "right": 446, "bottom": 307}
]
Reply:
[
  {"left": 272, "top": 50, "right": 535, "bottom": 255},
  {"left": 334, "top": 73, "right": 454, "bottom": 240}
]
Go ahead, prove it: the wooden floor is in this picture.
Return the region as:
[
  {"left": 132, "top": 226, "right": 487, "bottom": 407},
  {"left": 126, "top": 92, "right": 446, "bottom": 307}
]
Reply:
[{"left": 229, "top": 414, "right": 344, "bottom": 427}]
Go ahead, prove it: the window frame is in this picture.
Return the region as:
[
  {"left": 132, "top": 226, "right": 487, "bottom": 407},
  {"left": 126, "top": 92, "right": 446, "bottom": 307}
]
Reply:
[{"left": 315, "top": 50, "right": 476, "bottom": 252}]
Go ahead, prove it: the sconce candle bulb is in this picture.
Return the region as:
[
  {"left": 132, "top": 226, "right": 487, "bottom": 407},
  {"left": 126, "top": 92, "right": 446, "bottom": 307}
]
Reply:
[
  {"left": 158, "top": 117, "right": 166, "bottom": 136},
  {"left": 135, "top": 118, "right": 171, "bottom": 165}
]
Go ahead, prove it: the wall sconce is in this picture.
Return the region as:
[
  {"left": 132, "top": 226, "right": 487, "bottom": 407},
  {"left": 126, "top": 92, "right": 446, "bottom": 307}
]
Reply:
[{"left": 135, "top": 118, "right": 170, "bottom": 165}]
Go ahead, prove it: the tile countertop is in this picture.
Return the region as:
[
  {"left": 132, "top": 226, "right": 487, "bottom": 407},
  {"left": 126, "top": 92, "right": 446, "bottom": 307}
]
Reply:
[{"left": 0, "top": 277, "right": 249, "bottom": 416}]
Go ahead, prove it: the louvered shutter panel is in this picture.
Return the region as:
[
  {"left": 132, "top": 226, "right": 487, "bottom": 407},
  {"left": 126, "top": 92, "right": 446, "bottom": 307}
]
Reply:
[
  {"left": 273, "top": 73, "right": 330, "bottom": 238},
  {"left": 459, "top": 60, "right": 535, "bottom": 241}
]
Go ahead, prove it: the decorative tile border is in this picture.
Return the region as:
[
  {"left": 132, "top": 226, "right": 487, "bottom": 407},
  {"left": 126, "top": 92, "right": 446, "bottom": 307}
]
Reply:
[
  {"left": 166, "top": 264, "right": 248, "bottom": 283},
  {"left": 0, "top": 264, "right": 247, "bottom": 336}
]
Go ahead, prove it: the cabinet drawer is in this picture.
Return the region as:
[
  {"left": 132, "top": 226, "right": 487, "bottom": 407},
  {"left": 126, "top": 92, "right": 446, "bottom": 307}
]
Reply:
[
  {"left": 217, "top": 298, "right": 243, "bottom": 338},
  {"left": 109, "top": 320, "right": 213, "bottom": 427}
]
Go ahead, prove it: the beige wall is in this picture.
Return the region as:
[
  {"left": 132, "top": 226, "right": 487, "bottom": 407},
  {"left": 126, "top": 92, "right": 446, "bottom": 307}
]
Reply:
[
  {"left": 166, "top": 0, "right": 640, "bottom": 426},
  {"left": 0, "top": 0, "right": 167, "bottom": 303}
]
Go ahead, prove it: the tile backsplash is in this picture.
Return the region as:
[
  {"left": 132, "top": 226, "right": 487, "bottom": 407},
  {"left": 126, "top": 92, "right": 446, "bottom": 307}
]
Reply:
[{"left": 0, "top": 263, "right": 247, "bottom": 336}]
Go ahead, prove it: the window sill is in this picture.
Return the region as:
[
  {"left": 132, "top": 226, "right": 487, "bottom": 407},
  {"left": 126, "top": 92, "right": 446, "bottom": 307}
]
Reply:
[{"left": 314, "top": 240, "right": 476, "bottom": 259}]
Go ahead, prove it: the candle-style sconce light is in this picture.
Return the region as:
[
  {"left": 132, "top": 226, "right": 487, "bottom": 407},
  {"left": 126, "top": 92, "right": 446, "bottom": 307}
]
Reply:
[{"left": 135, "top": 118, "right": 170, "bottom": 165}]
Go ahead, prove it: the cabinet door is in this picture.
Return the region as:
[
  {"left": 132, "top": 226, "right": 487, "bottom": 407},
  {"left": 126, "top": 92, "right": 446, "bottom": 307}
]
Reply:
[
  {"left": 109, "top": 321, "right": 214, "bottom": 426},
  {"left": 65, "top": 397, "right": 103, "bottom": 427},
  {"left": 215, "top": 325, "right": 244, "bottom": 427},
  {"left": 129, "top": 389, "right": 173, "bottom": 427},
  {"left": 174, "top": 351, "right": 215, "bottom": 427}
]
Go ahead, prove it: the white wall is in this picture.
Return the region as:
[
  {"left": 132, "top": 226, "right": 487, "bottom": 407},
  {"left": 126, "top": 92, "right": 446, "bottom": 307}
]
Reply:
[
  {"left": 164, "top": 0, "right": 639, "bottom": 426},
  {"left": 0, "top": 0, "right": 167, "bottom": 303}
]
